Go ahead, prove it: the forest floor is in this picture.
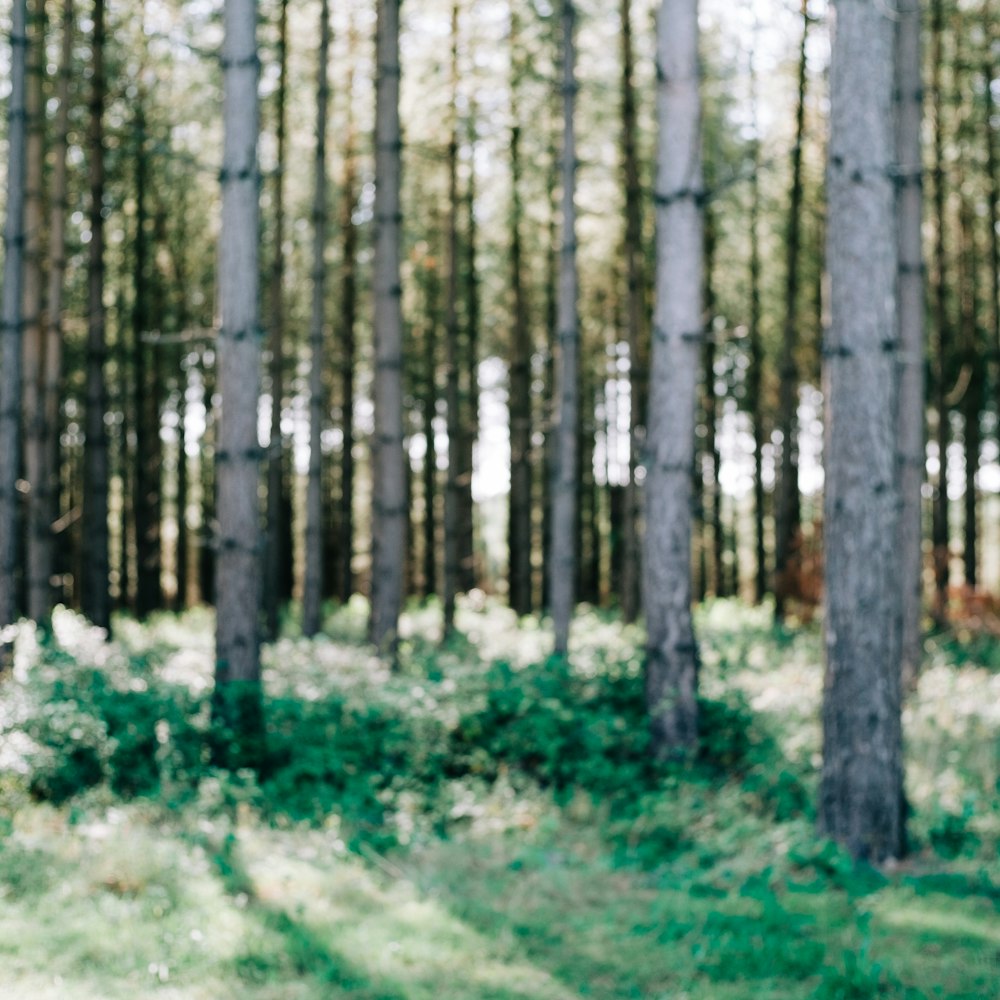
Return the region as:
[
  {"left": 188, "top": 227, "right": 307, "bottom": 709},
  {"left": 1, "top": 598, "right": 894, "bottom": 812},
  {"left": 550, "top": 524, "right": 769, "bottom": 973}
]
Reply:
[{"left": 0, "top": 599, "right": 998, "bottom": 999}]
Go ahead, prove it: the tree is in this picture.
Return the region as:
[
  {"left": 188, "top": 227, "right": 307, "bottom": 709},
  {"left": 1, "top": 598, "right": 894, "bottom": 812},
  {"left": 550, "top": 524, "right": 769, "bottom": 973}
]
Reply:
[
  {"left": 369, "top": 0, "right": 407, "bottom": 659},
  {"left": 819, "top": 0, "right": 904, "bottom": 862},
  {"left": 0, "top": 0, "right": 28, "bottom": 635},
  {"left": 895, "top": 0, "right": 925, "bottom": 687},
  {"left": 644, "top": 0, "right": 703, "bottom": 752},
  {"left": 81, "top": 0, "right": 111, "bottom": 633},
  {"left": 549, "top": 0, "right": 579, "bottom": 656},
  {"left": 215, "top": 0, "right": 264, "bottom": 761},
  {"left": 302, "top": 0, "right": 331, "bottom": 638}
]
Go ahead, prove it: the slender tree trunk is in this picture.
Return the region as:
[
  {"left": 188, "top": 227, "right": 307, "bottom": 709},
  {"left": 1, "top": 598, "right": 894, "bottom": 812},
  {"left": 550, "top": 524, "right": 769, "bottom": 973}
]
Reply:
[
  {"left": 459, "top": 112, "right": 479, "bottom": 593},
  {"left": 302, "top": 0, "right": 331, "bottom": 638},
  {"left": 0, "top": 0, "right": 28, "bottom": 633},
  {"left": 959, "top": 198, "right": 981, "bottom": 589},
  {"left": 215, "top": 0, "right": 264, "bottom": 759},
  {"left": 41, "top": 0, "right": 73, "bottom": 617},
  {"left": 133, "top": 106, "right": 163, "bottom": 619},
  {"left": 644, "top": 0, "right": 703, "bottom": 752},
  {"left": 930, "top": 0, "right": 950, "bottom": 626},
  {"left": 198, "top": 350, "right": 216, "bottom": 606},
  {"left": 263, "top": 0, "right": 290, "bottom": 639},
  {"left": 702, "top": 206, "right": 724, "bottom": 597},
  {"left": 22, "top": 0, "right": 46, "bottom": 624},
  {"left": 508, "top": 27, "right": 533, "bottom": 617},
  {"left": 774, "top": 0, "right": 809, "bottom": 622},
  {"left": 337, "top": 55, "right": 358, "bottom": 605},
  {"left": 541, "top": 106, "right": 559, "bottom": 612},
  {"left": 895, "top": 0, "right": 924, "bottom": 687},
  {"left": 820, "top": 0, "right": 904, "bottom": 863},
  {"left": 620, "top": 0, "right": 646, "bottom": 623},
  {"left": 369, "top": 0, "right": 407, "bottom": 659},
  {"left": 420, "top": 268, "right": 438, "bottom": 599},
  {"left": 747, "top": 63, "right": 767, "bottom": 604},
  {"left": 549, "top": 0, "right": 579, "bottom": 654},
  {"left": 443, "top": 0, "right": 462, "bottom": 637},
  {"left": 81, "top": 0, "right": 111, "bottom": 632}
]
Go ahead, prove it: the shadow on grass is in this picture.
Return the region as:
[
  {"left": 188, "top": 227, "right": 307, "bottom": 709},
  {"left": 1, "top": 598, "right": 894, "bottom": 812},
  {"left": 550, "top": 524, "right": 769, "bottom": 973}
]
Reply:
[{"left": 210, "top": 831, "right": 408, "bottom": 1000}]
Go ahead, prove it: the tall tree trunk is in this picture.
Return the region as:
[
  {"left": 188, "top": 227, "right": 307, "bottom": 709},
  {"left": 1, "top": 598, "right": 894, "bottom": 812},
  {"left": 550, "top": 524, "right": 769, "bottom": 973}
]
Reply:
[
  {"left": 302, "top": 0, "right": 331, "bottom": 638},
  {"left": 133, "top": 106, "right": 163, "bottom": 619},
  {"left": 81, "top": 0, "right": 111, "bottom": 632},
  {"left": 22, "top": 0, "right": 46, "bottom": 624},
  {"left": 620, "top": 0, "right": 646, "bottom": 624},
  {"left": 458, "top": 111, "right": 479, "bottom": 593},
  {"left": 508, "top": 16, "right": 533, "bottom": 618},
  {"left": 263, "top": 0, "right": 290, "bottom": 640},
  {"left": 774, "top": 0, "right": 809, "bottom": 622},
  {"left": 337, "top": 52, "right": 358, "bottom": 605},
  {"left": 702, "top": 206, "right": 724, "bottom": 597},
  {"left": 930, "top": 0, "right": 950, "bottom": 626},
  {"left": 41, "top": 0, "right": 73, "bottom": 616},
  {"left": 0, "top": 0, "right": 28, "bottom": 633},
  {"left": 820, "top": 0, "right": 904, "bottom": 862},
  {"left": 215, "top": 0, "right": 264, "bottom": 760},
  {"left": 644, "top": 0, "right": 703, "bottom": 752},
  {"left": 369, "top": 0, "right": 407, "bottom": 659},
  {"left": 420, "top": 267, "right": 438, "bottom": 599},
  {"left": 895, "top": 0, "right": 924, "bottom": 687},
  {"left": 747, "top": 54, "right": 767, "bottom": 604},
  {"left": 959, "top": 197, "right": 981, "bottom": 589},
  {"left": 549, "top": 0, "right": 579, "bottom": 655},
  {"left": 443, "top": 0, "right": 462, "bottom": 637}
]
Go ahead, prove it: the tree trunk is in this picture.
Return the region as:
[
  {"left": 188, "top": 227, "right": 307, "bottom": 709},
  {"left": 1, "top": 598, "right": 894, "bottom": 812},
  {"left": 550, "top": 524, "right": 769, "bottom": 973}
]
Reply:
[
  {"left": 420, "top": 266, "right": 438, "bottom": 599},
  {"left": 81, "top": 0, "right": 111, "bottom": 633},
  {"left": 369, "top": 0, "right": 407, "bottom": 659},
  {"left": 215, "top": 0, "right": 264, "bottom": 759},
  {"left": 302, "top": 0, "right": 331, "bottom": 638},
  {"left": 959, "top": 197, "right": 981, "bottom": 590},
  {"left": 644, "top": 0, "right": 703, "bottom": 753},
  {"left": 0, "top": 0, "right": 28, "bottom": 633},
  {"left": 549, "top": 0, "right": 579, "bottom": 655},
  {"left": 22, "top": 0, "right": 46, "bottom": 624},
  {"left": 820, "top": 0, "right": 904, "bottom": 863},
  {"left": 930, "top": 0, "right": 950, "bottom": 626},
  {"left": 620, "top": 0, "right": 647, "bottom": 624},
  {"left": 774, "top": 0, "right": 809, "bottom": 623},
  {"left": 894, "top": 0, "right": 924, "bottom": 687},
  {"left": 508, "top": 61, "right": 533, "bottom": 618},
  {"left": 263, "top": 0, "right": 290, "bottom": 640},
  {"left": 702, "top": 206, "right": 724, "bottom": 597},
  {"left": 443, "top": 0, "right": 462, "bottom": 637}
]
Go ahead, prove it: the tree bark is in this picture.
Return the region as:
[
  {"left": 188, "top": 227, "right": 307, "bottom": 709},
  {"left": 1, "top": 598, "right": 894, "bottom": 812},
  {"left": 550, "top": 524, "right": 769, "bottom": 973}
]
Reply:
[
  {"left": 958, "top": 197, "right": 981, "bottom": 589},
  {"left": 820, "top": 0, "right": 904, "bottom": 863},
  {"left": 302, "top": 0, "right": 331, "bottom": 638},
  {"left": 369, "top": 0, "right": 407, "bottom": 660},
  {"left": 0, "top": 0, "right": 28, "bottom": 633},
  {"left": 895, "top": 0, "right": 924, "bottom": 687},
  {"left": 215, "top": 0, "right": 264, "bottom": 752},
  {"left": 81, "top": 0, "right": 111, "bottom": 633},
  {"left": 549, "top": 0, "right": 579, "bottom": 655},
  {"left": 644, "top": 0, "right": 703, "bottom": 753},
  {"left": 774, "top": 0, "right": 809, "bottom": 622}
]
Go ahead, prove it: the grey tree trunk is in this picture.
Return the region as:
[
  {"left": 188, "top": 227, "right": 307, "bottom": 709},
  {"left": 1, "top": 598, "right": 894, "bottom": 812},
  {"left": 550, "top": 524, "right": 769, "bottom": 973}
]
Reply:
[
  {"left": 41, "top": 0, "right": 73, "bottom": 615},
  {"left": 263, "top": 0, "right": 290, "bottom": 640},
  {"left": 442, "top": 0, "right": 462, "bottom": 637},
  {"left": 895, "top": 0, "right": 924, "bottom": 687},
  {"left": 0, "top": 0, "right": 28, "bottom": 632},
  {"left": 369, "top": 0, "right": 407, "bottom": 659},
  {"left": 21, "top": 0, "right": 46, "bottom": 624},
  {"left": 81, "top": 0, "right": 111, "bottom": 633},
  {"left": 820, "top": 0, "right": 905, "bottom": 863},
  {"left": 302, "top": 0, "right": 331, "bottom": 638},
  {"left": 644, "top": 0, "right": 703, "bottom": 753},
  {"left": 774, "top": 0, "right": 809, "bottom": 622},
  {"left": 620, "top": 0, "right": 646, "bottom": 624},
  {"left": 549, "top": 0, "right": 579, "bottom": 656},
  {"left": 215, "top": 0, "right": 264, "bottom": 749}
]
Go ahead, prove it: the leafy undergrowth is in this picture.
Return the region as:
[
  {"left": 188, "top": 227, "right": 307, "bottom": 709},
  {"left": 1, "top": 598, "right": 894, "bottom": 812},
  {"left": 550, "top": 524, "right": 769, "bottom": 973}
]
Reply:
[{"left": 0, "top": 598, "right": 996, "bottom": 999}]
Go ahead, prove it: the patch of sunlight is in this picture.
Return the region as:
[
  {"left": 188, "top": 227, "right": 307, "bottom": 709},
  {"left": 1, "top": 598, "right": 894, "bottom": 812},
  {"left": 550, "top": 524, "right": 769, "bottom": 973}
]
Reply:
[{"left": 878, "top": 896, "right": 1000, "bottom": 945}]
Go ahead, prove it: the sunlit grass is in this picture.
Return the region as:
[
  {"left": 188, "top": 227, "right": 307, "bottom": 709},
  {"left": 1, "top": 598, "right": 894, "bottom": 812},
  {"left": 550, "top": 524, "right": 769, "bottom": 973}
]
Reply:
[{"left": 0, "top": 598, "right": 997, "bottom": 998}]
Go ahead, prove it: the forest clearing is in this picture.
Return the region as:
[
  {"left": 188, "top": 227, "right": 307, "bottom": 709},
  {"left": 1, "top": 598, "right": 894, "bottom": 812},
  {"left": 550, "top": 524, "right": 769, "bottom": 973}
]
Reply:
[{"left": 0, "top": 600, "right": 998, "bottom": 999}]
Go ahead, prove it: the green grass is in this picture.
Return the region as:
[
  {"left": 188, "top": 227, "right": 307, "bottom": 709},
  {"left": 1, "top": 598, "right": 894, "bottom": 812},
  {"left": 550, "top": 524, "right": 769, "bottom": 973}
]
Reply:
[{"left": 0, "top": 598, "right": 997, "bottom": 999}]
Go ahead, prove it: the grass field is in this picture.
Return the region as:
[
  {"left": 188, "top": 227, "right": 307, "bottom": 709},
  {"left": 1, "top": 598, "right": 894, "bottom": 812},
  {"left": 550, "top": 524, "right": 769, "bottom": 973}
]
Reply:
[{"left": 0, "top": 599, "right": 997, "bottom": 999}]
